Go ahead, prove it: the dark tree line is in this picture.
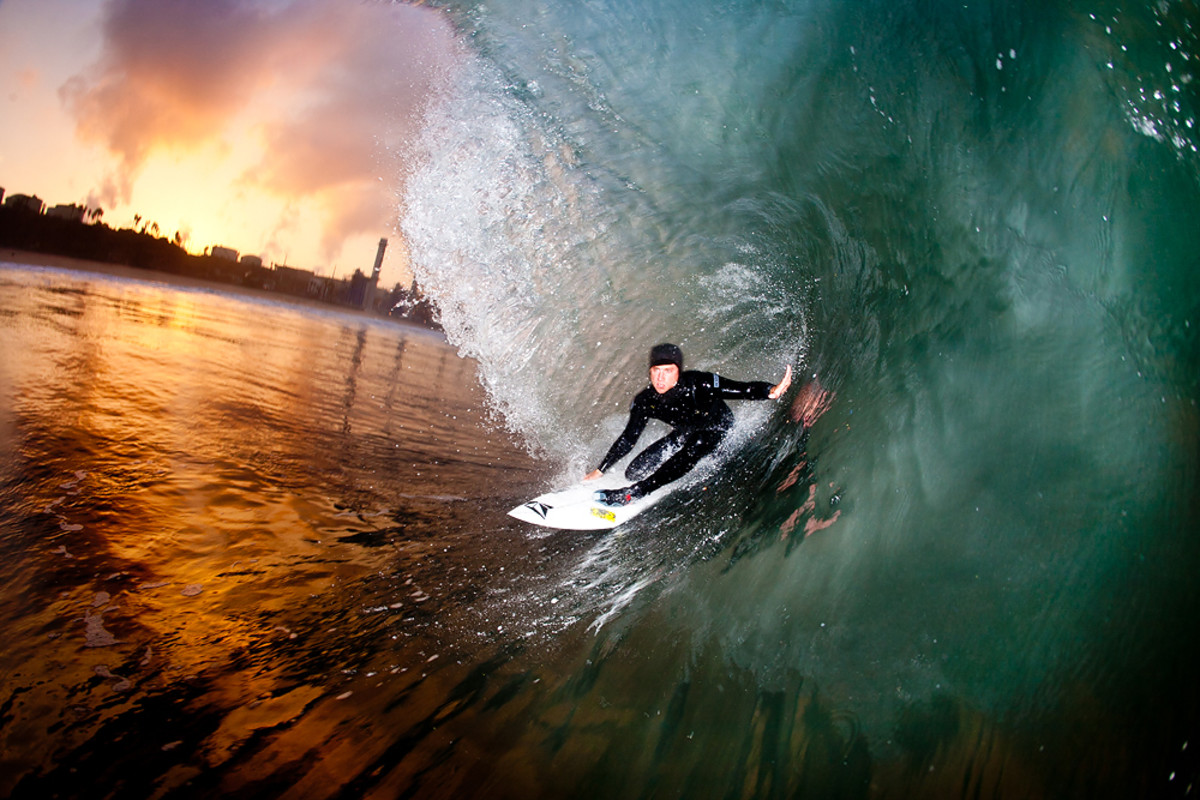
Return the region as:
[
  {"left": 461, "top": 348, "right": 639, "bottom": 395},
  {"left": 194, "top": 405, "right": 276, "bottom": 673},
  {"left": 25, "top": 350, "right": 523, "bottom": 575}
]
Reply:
[{"left": 0, "top": 205, "right": 440, "bottom": 330}]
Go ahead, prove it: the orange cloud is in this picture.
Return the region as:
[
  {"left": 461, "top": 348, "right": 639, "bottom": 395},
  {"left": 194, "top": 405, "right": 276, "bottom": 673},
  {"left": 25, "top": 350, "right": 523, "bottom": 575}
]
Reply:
[
  {"left": 60, "top": 0, "right": 458, "bottom": 261},
  {"left": 62, "top": 1, "right": 281, "bottom": 173}
]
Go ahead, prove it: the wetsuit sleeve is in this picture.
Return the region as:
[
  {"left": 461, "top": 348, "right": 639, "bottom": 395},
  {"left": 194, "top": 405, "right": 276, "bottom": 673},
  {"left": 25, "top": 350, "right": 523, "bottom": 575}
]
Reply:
[
  {"left": 711, "top": 373, "right": 774, "bottom": 401},
  {"left": 596, "top": 395, "right": 650, "bottom": 473}
]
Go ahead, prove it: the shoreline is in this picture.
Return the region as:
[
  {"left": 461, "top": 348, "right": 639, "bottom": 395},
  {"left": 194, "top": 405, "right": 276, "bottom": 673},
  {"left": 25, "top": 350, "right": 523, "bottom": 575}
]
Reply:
[{"left": 0, "top": 247, "right": 447, "bottom": 341}]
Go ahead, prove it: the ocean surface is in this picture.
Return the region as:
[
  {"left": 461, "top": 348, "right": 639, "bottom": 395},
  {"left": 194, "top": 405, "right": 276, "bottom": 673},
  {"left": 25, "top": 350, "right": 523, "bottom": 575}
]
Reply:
[{"left": 3, "top": 0, "right": 1200, "bottom": 797}]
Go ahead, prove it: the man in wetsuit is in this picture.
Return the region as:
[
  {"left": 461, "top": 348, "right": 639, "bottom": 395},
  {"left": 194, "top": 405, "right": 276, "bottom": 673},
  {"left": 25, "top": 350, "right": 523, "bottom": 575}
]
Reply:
[{"left": 584, "top": 343, "right": 792, "bottom": 506}]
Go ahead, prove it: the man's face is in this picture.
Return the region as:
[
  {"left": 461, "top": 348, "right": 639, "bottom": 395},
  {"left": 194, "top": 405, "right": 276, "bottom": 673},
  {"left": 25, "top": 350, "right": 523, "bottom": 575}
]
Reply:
[{"left": 650, "top": 364, "right": 680, "bottom": 394}]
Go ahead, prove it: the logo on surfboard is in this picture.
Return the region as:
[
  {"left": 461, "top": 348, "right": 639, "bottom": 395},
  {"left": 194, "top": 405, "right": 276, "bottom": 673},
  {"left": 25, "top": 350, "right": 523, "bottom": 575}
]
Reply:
[{"left": 523, "top": 501, "right": 553, "bottom": 520}]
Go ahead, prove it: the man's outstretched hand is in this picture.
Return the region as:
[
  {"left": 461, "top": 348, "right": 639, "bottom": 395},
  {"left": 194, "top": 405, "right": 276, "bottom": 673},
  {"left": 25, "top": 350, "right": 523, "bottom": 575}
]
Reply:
[{"left": 769, "top": 364, "right": 793, "bottom": 399}]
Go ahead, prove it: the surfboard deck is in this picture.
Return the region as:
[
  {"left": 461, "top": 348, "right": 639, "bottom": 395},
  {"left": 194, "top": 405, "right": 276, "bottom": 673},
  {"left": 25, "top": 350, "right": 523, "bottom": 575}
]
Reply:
[{"left": 508, "top": 482, "right": 660, "bottom": 530}]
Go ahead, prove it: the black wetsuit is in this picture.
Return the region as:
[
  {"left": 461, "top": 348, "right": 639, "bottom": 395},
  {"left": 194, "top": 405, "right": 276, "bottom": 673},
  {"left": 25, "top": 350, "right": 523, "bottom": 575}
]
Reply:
[{"left": 596, "top": 370, "right": 774, "bottom": 497}]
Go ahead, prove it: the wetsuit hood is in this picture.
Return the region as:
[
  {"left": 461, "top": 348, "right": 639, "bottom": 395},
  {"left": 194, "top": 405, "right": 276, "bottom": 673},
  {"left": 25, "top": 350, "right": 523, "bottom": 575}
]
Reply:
[{"left": 649, "top": 343, "right": 683, "bottom": 370}]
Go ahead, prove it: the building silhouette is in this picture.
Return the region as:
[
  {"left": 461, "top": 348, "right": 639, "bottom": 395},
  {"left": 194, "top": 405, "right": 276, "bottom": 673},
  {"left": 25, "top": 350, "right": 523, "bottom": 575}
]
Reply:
[{"left": 0, "top": 187, "right": 440, "bottom": 330}]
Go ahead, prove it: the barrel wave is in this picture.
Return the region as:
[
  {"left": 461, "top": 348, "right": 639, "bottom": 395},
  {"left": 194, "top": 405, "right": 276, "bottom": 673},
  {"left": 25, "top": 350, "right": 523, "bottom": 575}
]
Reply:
[{"left": 398, "top": 0, "right": 1199, "bottom": 796}]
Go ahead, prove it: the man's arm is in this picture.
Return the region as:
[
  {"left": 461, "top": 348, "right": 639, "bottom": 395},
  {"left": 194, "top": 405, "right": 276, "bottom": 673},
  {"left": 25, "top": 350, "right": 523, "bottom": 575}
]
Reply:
[
  {"left": 712, "top": 365, "right": 792, "bottom": 401},
  {"left": 584, "top": 397, "right": 649, "bottom": 481}
]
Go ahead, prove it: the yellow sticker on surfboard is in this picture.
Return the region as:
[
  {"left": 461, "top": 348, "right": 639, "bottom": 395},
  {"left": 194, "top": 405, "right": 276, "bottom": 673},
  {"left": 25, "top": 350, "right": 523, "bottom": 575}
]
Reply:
[{"left": 590, "top": 506, "right": 617, "bottom": 522}]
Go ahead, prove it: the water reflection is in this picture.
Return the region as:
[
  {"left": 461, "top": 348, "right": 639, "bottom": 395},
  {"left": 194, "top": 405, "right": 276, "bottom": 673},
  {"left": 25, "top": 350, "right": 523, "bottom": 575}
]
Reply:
[{"left": 0, "top": 265, "right": 550, "bottom": 797}]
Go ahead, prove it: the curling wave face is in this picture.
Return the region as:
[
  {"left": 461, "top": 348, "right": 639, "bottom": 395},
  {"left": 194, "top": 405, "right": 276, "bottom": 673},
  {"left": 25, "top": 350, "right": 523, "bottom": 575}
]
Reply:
[{"left": 399, "top": 0, "right": 1200, "bottom": 791}]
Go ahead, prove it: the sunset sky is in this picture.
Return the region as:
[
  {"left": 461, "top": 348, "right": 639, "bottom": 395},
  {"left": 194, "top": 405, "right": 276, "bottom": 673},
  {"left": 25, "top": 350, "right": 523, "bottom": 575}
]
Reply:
[{"left": 0, "top": 0, "right": 460, "bottom": 288}]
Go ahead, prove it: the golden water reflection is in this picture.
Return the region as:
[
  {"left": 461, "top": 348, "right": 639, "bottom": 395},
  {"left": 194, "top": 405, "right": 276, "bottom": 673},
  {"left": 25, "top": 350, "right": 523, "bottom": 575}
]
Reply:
[{"left": 0, "top": 265, "right": 549, "bottom": 797}]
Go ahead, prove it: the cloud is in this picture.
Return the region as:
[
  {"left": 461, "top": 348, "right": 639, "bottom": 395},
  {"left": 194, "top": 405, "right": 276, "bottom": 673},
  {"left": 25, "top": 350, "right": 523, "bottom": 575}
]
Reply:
[
  {"left": 62, "top": 0, "right": 285, "bottom": 171},
  {"left": 60, "top": 0, "right": 459, "bottom": 251}
]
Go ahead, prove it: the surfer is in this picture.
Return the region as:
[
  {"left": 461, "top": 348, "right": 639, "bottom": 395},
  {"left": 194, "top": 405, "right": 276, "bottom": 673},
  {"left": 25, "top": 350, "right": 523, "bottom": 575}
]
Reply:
[{"left": 584, "top": 343, "right": 792, "bottom": 506}]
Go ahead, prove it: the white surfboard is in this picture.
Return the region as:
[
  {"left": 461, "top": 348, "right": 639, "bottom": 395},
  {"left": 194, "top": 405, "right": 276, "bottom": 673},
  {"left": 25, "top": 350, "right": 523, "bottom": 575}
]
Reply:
[{"left": 508, "top": 482, "right": 662, "bottom": 530}]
